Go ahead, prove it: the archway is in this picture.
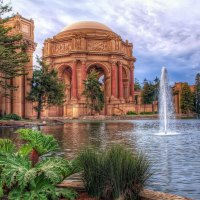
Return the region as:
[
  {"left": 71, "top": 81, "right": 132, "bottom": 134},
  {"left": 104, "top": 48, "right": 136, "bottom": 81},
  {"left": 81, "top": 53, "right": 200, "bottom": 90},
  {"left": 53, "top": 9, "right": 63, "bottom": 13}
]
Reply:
[
  {"left": 48, "top": 65, "right": 72, "bottom": 117},
  {"left": 86, "top": 63, "right": 109, "bottom": 115}
]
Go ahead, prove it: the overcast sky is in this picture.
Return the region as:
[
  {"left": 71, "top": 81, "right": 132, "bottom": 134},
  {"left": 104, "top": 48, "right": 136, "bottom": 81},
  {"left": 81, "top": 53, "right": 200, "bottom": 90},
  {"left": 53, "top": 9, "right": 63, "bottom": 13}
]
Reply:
[{"left": 9, "top": 0, "right": 200, "bottom": 85}]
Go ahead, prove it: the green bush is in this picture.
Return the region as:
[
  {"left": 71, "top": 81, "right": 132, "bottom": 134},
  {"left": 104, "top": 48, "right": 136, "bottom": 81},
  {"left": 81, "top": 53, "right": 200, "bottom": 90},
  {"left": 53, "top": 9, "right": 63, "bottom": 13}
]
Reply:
[
  {"left": 139, "top": 112, "right": 157, "bottom": 115},
  {"left": 0, "top": 129, "right": 79, "bottom": 200},
  {"left": 2, "top": 113, "right": 21, "bottom": 120},
  {"left": 78, "top": 145, "right": 152, "bottom": 200},
  {"left": 127, "top": 111, "right": 137, "bottom": 115}
]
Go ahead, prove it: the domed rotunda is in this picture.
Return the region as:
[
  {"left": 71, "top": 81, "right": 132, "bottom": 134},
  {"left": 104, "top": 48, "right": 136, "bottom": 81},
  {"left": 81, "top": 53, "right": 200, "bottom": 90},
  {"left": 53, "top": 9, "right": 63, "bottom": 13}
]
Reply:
[{"left": 43, "top": 21, "right": 136, "bottom": 117}]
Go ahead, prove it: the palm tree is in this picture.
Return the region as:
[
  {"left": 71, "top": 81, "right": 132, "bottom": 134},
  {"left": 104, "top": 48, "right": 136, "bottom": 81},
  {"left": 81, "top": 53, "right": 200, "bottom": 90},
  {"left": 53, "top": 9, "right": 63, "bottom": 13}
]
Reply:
[{"left": 0, "top": 129, "right": 79, "bottom": 200}]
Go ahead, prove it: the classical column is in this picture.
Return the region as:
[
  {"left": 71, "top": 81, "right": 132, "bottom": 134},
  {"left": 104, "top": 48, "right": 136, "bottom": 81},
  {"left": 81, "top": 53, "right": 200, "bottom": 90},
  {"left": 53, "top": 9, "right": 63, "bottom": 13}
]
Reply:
[
  {"left": 130, "top": 65, "right": 134, "bottom": 100},
  {"left": 118, "top": 62, "right": 123, "bottom": 99},
  {"left": 81, "top": 60, "right": 86, "bottom": 82},
  {"left": 12, "top": 76, "right": 22, "bottom": 116},
  {"left": 5, "top": 80, "right": 11, "bottom": 114},
  {"left": 72, "top": 60, "right": 77, "bottom": 99},
  {"left": 111, "top": 62, "right": 117, "bottom": 98}
]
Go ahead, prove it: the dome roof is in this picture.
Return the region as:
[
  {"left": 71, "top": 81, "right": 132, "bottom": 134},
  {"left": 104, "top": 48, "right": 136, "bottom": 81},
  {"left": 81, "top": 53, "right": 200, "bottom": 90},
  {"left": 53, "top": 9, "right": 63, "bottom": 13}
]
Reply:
[{"left": 61, "top": 21, "right": 113, "bottom": 32}]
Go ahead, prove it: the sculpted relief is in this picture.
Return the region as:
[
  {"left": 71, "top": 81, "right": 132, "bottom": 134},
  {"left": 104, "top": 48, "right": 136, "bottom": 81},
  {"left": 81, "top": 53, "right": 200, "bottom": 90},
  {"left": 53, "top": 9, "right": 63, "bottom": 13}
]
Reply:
[
  {"left": 52, "top": 42, "right": 71, "bottom": 54},
  {"left": 121, "top": 44, "right": 127, "bottom": 54},
  {"left": 87, "top": 40, "right": 110, "bottom": 51}
]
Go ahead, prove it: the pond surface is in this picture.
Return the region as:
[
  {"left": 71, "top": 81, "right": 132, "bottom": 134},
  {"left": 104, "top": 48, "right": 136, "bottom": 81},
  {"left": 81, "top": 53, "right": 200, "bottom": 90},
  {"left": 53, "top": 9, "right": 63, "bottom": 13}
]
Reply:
[{"left": 0, "top": 119, "right": 200, "bottom": 199}]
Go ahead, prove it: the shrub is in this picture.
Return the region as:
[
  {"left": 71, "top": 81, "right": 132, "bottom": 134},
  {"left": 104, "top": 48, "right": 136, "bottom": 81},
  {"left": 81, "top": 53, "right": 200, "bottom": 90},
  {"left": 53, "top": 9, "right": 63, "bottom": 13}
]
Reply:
[
  {"left": 2, "top": 113, "right": 21, "bottom": 120},
  {"left": 78, "top": 145, "right": 152, "bottom": 200},
  {"left": 139, "top": 112, "right": 157, "bottom": 115},
  {"left": 127, "top": 111, "right": 137, "bottom": 115},
  {"left": 0, "top": 129, "right": 79, "bottom": 200}
]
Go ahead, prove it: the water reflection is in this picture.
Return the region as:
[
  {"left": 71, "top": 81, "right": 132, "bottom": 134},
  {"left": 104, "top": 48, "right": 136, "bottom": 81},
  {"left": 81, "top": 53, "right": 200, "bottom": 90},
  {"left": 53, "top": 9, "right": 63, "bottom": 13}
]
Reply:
[{"left": 0, "top": 119, "right": 200, "bottom": 199}]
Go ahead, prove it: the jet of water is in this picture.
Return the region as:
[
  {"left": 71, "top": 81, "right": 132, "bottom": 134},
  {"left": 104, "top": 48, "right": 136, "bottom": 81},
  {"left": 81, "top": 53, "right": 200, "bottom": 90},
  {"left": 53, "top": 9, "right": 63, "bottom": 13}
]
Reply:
[{"left": 159, "top": 67, "right": 175, "bottom": 134}]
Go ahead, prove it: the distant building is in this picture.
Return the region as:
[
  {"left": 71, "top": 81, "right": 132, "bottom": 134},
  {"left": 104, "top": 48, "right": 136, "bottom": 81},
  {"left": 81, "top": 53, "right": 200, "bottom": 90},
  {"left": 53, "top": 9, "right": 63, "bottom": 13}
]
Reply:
[
  {"left": 172, "top": 82, "right": 195, "bottom": 114},
  {"left": 0, "top": 13, "right": 36, "bottom": 118},
  {"left": 43, "top": 21, "right": 136, "bottom": 117}
]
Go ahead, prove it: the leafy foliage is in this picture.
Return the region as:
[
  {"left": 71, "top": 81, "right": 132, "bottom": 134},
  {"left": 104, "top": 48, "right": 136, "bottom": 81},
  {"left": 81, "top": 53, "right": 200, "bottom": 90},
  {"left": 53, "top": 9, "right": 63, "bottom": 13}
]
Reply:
[
  {"left": 0, "top": 139, "right": 15, "bottom": 154},
  {"left": 17, "top": 128, "right": 59, "bottom": 156},
  {"left": 78, "top": 145, "right": 152, "bottom": 200},
  {"left": 0, "top": 2, "right": 29, "bottom": 97},
  {"left": 195, "top": 73, "right": 200, "bottom": 115},
  {"left": 141, "top": 77, "right": 160, "bottom": 104},
  {"left": 0, "top": 128, "right": 79, "bottom": 200},
  {"left": 27, "top": 57, "right": 66, "bottom": 119},
  {"left": 83, "top": 70, "right": 104, "bottom": 114},
  {"left": 2, "top": 113, "right": 22, "bottom": 120},
  {"left": 127, "top": 111, "right": 137, "bottom": 115},
  {"left": 134, "top": 78, "right": 141, "bottom": 91},
  {"left": 180, "top": 83, "right": 195, "bottom": 114}
]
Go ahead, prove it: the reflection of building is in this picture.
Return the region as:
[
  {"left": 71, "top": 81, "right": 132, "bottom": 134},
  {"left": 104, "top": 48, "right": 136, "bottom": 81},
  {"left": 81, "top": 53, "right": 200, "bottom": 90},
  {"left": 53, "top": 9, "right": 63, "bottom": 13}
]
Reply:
[
  {"left": 43, "top": 21, "right": 136, "bottom": 117},
  {"left": 173, "top": 82, "right": 195, "bottom": 114},
  {"left": 0, "top": 14, "right": 36, "bottom": 118}
]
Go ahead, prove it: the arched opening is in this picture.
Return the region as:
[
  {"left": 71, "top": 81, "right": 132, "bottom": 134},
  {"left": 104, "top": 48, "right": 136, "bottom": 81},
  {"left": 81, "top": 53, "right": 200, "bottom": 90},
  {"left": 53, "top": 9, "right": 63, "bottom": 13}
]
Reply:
[
  {"left": 48, "top": 65, "right": 72, "bottom": 117},
  {"left": 86, "top": 64, "right": 108, "bottom": 115}
]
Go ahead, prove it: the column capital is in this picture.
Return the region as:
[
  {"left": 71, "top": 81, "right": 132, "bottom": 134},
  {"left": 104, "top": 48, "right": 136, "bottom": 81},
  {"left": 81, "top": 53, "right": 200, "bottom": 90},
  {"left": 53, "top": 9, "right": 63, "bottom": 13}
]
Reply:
[
  {"left": 81, "top": 59, "right": 87, "bottom": 65},
  {"left": 72, "top": 59, "right": 77, "bottom": 64},
  {"left": 109, "top": 60, "right": 117, "bottom": 65},
  {"left": 117, "top": 61, "right": 123, "bottom": 67}
]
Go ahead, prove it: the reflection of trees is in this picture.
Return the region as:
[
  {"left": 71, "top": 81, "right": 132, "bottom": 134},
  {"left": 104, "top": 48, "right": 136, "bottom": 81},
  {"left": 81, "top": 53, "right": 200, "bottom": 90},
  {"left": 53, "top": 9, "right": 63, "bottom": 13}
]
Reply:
[
  {"left": 2, "top": 121, "right": 138, "bottom": 159},
  {"left": 42, "top": 122, "right": 137, "bottom": 158}
]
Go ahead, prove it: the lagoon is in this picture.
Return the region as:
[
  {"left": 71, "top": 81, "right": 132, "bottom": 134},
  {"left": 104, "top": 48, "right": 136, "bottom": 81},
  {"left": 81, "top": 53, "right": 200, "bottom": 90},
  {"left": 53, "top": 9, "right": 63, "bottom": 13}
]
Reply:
[{"left": 0, "top": 119, "right": 200, "bottom": 199}]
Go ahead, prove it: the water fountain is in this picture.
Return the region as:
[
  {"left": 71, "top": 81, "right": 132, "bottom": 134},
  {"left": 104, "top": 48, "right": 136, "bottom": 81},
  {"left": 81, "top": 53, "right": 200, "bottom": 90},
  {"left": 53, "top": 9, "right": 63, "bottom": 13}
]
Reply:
[{"left": 159, "top": 67, "right": 175, "bottom": 134}]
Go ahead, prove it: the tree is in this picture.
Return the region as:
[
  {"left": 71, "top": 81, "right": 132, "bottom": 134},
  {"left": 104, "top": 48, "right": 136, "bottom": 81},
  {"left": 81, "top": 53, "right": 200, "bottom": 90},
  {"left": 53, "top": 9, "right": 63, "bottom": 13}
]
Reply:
[
  {"left": 180, "top": 83, "right": 195, "bottom": 114},
  {"left": 195, "top": 73, "right": 200, "bottom": 115},
  {"left": 83, "top": 70, "right": 104, "bottom": 114},
  {"left": 0, "top": 129, "right": 79, "bottom": 200},
  {"left": 134, "top": 78, "right": 141, "bottom": 91},
  {"left": 27, "top": 57, "right": 66, "bottom": 119},
  {"left": 0, "top": 1, "right": 29, "bottom": 97},
  {"left": 153, "top": 77, "right": 160, "bottom": 101},
  {"left": 141, "top": 79, "right": 155, "bottom": 104}
]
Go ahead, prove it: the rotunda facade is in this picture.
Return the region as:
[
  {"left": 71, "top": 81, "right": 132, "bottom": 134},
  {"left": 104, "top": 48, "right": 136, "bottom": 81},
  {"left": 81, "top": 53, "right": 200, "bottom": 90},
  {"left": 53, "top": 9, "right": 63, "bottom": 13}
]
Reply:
[{"left": 43, "top": 21, "right": 136, "bottom": 117}]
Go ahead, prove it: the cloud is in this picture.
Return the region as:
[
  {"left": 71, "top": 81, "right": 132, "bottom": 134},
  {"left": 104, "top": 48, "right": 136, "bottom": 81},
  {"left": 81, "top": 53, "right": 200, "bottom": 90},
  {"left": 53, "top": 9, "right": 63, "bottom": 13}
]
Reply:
[{"left": 10, "top": 0, "right": 200, "bottom": 84}]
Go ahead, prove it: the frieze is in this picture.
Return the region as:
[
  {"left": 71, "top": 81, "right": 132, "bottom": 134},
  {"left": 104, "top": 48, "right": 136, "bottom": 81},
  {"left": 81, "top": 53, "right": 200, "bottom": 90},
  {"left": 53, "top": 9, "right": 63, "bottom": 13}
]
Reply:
[
  {"left": 52, "top": 42, "right": 72, "bottom": 54},
  {"left": 87, "top": 40, "right": 110, "bottom": 51},
  {"left": 121, "top": 44, "right": 127, "bottom": 54}
]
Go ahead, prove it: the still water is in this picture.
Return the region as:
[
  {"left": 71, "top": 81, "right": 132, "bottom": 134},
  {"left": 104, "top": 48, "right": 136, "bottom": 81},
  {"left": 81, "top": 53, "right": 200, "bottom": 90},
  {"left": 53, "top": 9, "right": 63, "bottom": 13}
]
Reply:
[{"left": 0, "top": 119, "right": 200, "bottom": 199}]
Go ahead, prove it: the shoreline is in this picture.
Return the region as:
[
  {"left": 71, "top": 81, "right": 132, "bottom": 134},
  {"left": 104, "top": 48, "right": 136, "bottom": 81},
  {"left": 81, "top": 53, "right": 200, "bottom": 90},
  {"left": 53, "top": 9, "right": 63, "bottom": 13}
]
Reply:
[{"left": 0, "top": 114, "right": 198, "bottom": 128}]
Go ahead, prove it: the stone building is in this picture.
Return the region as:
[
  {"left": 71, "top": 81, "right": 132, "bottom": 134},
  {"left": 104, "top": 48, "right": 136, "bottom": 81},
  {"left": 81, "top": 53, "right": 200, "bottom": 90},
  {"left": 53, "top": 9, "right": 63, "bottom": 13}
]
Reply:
[
  {"left": 43, "top": 21, "right": 136, "bottom": 117},
  {"left": 173, "top": 82, "right": 195, "bottom": 114},
  {"left": 0, "top": 14, "right": 36, "bottom": 118}
]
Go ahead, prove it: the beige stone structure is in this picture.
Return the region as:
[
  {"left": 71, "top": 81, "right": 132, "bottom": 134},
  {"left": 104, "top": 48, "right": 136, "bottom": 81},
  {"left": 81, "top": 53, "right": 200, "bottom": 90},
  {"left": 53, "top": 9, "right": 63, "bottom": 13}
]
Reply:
[
  {"left": 43, "top": 21, "right": 136, "bottom": 117},
  {"left": 173, "top": 82, "right": 195, "bottom": 114},
  {"left": 0, "top": 14, "right": 36, "bottom": 118}
]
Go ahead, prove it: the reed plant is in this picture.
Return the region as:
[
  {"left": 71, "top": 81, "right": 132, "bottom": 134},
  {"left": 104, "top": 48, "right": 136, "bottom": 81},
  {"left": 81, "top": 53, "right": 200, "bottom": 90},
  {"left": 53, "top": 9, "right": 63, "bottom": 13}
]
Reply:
[{"left": 78, "top": 145, "right": 152, "bottom": 200}]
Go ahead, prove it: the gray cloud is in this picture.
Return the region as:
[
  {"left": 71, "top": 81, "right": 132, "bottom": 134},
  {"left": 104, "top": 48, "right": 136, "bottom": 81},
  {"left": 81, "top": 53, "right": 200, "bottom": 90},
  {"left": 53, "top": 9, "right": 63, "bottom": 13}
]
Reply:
[{"left": 10, "top": 0, "right": 200, "bottom": 84}]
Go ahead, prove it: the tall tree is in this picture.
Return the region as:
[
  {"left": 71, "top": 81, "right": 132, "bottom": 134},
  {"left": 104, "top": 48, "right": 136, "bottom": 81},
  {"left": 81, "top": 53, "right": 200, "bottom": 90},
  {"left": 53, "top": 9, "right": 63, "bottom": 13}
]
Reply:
[
  {"left": 153, "top": 77, "right": 160, "bottom": 101},
  {"left": 180, "top": 83, "right": 195, "bottom": 114},
  {"left": 0, "top": 1, "right": 29, "bottom": 97},
  {"left": 83, "top": 70, "right": 104, "bottom": 114},
  {"left": 142, "top": 79, "right": 155, "bottom": 104},
  {"left": 27, "top": 57, "right": 66, "bottom": 119},
  {"left": 195, "top": 73, "right": 200, "bottom": 115},
  {"left": 134, "top": 78, "right": 141, "bottom": 91}
]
